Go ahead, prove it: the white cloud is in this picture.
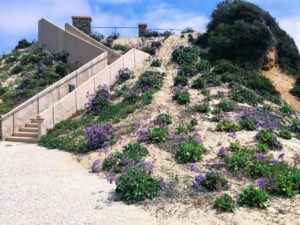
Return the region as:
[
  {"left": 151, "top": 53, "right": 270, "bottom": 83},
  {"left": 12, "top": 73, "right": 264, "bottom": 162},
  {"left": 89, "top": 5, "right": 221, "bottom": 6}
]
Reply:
[{"left": 279, "top": 17, "right": 300, "bottom": 51}]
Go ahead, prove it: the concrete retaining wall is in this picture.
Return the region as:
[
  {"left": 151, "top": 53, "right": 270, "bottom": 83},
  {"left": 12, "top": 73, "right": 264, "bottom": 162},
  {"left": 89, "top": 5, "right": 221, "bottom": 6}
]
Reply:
[
  {"left": 65, "top": 24, "right": 121, "bottom": 65},
  {"left": 38, "top": 18, "right": 105, "bottom": 67},
  {"left": 39, "top": 49, "right": 149, "bottom": 135}
]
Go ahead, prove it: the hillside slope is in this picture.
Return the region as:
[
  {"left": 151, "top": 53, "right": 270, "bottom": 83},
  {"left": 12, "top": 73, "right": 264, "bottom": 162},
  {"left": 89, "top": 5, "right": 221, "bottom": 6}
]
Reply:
[{"left": 38, "top": 33, "right": 300, "bottom": 225}]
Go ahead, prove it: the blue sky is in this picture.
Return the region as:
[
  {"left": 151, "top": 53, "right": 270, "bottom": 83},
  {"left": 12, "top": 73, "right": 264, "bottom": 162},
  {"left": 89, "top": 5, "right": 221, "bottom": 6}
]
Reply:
[{"left": 0, "top": 0, "right": 300, "bottom": 54}]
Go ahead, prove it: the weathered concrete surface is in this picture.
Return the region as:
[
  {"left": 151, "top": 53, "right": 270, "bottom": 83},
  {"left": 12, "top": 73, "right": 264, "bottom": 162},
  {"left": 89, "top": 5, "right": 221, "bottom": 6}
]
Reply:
[{"left": 0, "top": 142, "right": 157, "bottom": 225}]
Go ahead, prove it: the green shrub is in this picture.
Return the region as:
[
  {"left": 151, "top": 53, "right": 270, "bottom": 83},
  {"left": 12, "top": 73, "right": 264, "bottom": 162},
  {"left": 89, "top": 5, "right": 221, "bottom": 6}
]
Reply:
[
  {"left": 20, "top": 54, "right": 40, "bottom": 65},
  {"left": 192, "top": 77, "right": 206, "bottom": 89},
  {"left": 238, "top": 186, "right": 269, "bottom": 208},
  {"left": 256, "top": 129, "right": 283, "bottom": 150},
  {"left": 173, "top": 91, "right": 190, "bottom": 105},
  {"left": 290, "top": 86, "right": 300, "bottom": 98},
  {"left": 115, "top": 167, "right": 160, "bottom": 204},
  {"left": 239, "top": 118, "right": 258, "bottom": 131},
  {"left": 218, "top": 99, "right": 236, "bottom": 112},
  {"left": 213, "top": 194, "right": 236, "bottom": 212},
  {"left": 193, "top": 104, "right": 210, "bottom": 113},
  {"left": 141, "top": 47, "right": 156, "bottom": 55},
  {"left": 10, "top": 64, "right": 23, "bottom": 74},
  {"left": 197, "top": 170, "right": 229, "bottom": 191},
  {"left": 216, "top": 120, "right": 241, "bottom": 132},
  {"left": 211, "top": 108, "right": 222, "bottom": 115},
  {"left": 175, "top": 139, "right": 204, "bottom": 163},
  {"left": 179, "top": 64, "right": 198, "bottom": 77},
  {"left": 172, "top": 46, "right": 200, "bottom": 65},
  {"left": 113, "top": 44, "right": 131, "bottom": 53},
  {"left": 136, "top": 71, "right": 164, "bottom": 90},
  {"left": 202, "top": 72, "right": 222, "bottom": 86},
  {"left": 147, "top": 126, "right": 170, "bottom": 143},
  {"left": 278, "top": 129, "right": 292, "bottom": 140},
  {"left": 213, "top": 91, "right": 225, "bottom": 99},
  {"left": 176, "top": 123, "right": 195, "bottom": 134},
  {"left": 280, "top": 103, "right": 293, "bottom": 114},
  {"left": 289, "top": 119, "right": 300, "bottom": 133},
  {"left": 229, "top": 141, "right": 241, "bottom": 151},
  {"left": 55, "top": 63, "right": 70, "bottom": 77},
  {"left": 156, "top": 114, "right": 172, "bottom": 125},
  {"left": 230, "top": 86, "right": 263, "bottom": 107},
  {"left": 174, "top": 75, "right": 188, "bottom": 86},
  {"left": 151, "top": 59, "right": 162, "bottom": 67},
  {"left": 263, "top": 103, "right": 272, "bottom": 111},
  {"left": 15, "top": 39, "right": 31, "bottom": 49},
  {"left": 196, "top": 60, "right": 211, "bottom": 72},
  {"left": 5, "top": 55, "right": 18, "bottom": 64},
  {"left": 102, "top": 151, "right": 126, "bottom": 173},
  {"left": 123, "top": 143, "right": 149, "bottom": 163}
]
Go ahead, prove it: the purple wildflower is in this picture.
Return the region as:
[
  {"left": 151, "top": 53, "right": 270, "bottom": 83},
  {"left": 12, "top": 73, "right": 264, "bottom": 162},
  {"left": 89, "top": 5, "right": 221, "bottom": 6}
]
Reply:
[
  {"left": 237, "top": 173, "right": 245, "bottom": 181},
  {"left": 91, "top": 159, "right": 101, "bottom": 173},
  {"left": 269, "top": 178, "right": 276, "bottom": 186},
  {"left": 218, "top": 147, "right": 228, "bottom": 157},
  {"left": 159, "top": 177, "right": 166, "bottom": 190},
  {"left": 138, "top": 130, "right": 147, "bottom": 141},
  {"left": 257, "top": 178, "right": 267, "bottom": 188},
  {"left": 255, "top": 153, "right": 265, "bottom": 160},
  {"left": 224, "top": 183, "right": 231, "bottom": 190},
  {"left": 190, "top": 164, "right": 199, "bottom": 172},
  {"left": 293, "top": 154, "right": 300, "bottom": 163},
  {"left": 195, "top": 136, "right": 203, "bottom": 144},
  {"left": 210, "top": 169, "right": 217, "bottom": 177},
  {"left": 228, "top": 132, "right": 237, "bottom": 139},
  {"left": 105, "top": 172, "right": 116, "bottom": 184},
  {"left": 269, "top": 159, "right": 281, "bottom": 164},
  {"left": 195, "top": 174, "right": 204, "bottom": 184}
]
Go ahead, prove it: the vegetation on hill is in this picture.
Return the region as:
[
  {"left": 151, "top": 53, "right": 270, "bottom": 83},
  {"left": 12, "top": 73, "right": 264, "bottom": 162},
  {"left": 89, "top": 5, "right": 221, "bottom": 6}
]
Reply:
[{"left": 0, "top": 39, "right": 71, "bottom": 115}]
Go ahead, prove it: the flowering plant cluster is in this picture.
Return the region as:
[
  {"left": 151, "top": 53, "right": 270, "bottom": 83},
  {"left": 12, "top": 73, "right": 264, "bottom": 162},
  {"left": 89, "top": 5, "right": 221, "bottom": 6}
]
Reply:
[
  {"left": 175, "top": 137, "right": 204, "bottom": 163},
  {"left": 85, "top": 86, "right": 113, "bottom": 113},
  {"left": 193, "top": 169, "right": 230, "bottom": 191},
  {"left": 116, "top": 68, "right": 133, "bottom": 84}
]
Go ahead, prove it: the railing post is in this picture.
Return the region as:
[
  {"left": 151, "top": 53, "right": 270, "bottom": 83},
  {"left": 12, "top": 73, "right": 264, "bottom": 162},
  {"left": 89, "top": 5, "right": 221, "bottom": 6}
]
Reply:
[
  {"left": 35, "top": 115, "right": 44, "bottom": 140},
  {"left": 138, "top": 23, "right": 147, "bottom": 37}
]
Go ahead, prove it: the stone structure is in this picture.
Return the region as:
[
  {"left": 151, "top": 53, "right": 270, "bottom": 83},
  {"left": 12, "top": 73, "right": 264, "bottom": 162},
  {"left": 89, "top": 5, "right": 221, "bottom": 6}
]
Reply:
[
  {"left": 72, "top": 16, "right": 92, "bottom": 35},
  {"left": 138, "top": 23, "right": 148, "bottom": 37}
]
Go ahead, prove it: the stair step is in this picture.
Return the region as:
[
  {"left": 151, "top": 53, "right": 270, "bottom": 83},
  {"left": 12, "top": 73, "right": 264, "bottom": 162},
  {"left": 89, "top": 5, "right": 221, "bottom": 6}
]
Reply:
[
  {"left": 19, "top": 127, "right": 38, "bottom": 132},
  {"left": 25, "top": 123, "right": 39, "bottom": 128},
  {"left": 13, "top": 132, "right": 38, "bottom": 138},
  {"left": 5, "top": 136, "right": 37, "bottom": 143}
]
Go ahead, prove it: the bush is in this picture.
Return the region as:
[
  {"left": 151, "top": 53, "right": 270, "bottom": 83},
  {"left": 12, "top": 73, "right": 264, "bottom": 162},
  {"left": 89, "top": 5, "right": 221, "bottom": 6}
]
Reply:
[
  {"left": 102, "top": 151, "right": 126, "bottom": 173},
  {"left": 217, "top": 120, "right": 241, "bottom": 132},
  {"left": 278, "top": 129, "right": 292, "bottom": 140},
  {"left": 181, "top": 27, "right": 194, "bottom": 34},
  {"left": 290, "top": 86, "right": 300, "bottom": 98},
  {"left": 136, "top": 71, "right": 164, "bottom": 90},
  {"left": 202, "top": 72, "right": 222, "bottom": 86},
  {"left": 151, "top": 41, "right": 162, "bottom": 49},
  {"left": 176, "top": 123, "right": 195, "bottom": 134},
  {"left": 178, "top": 64, "right": 198, "bottom": 77},
  {"left": 10, "top": 64, "right": 23, "bottom": 74},
  {"left": 156, "top": 114, "right": 172, "bottom": 125},
  {"left": 213, "top": 194, "right": 236, "bottom": 212},
  {"left": 115, "top": 167, "right": 160, "bottom": 204},
  {"left": 5, "top": 55, "right": 18, "bottom": 64},
  {"left": 230, "top": 86, "right": 263, "bottom": 107},
  {"left": 192, "top": 77, "right": 206, "bottom": 89},
  {"left": 15, "top": 39, "right": 31, "bottom": 49},
  {"left": 172, "top": 46, "right": 200, "bottom": 65},
  {"left": 151, "top": 59, "right": 162, "bottom": 67},
  {"left": 218, "top": 99, "right": 236, "bottom": 112},
  {"left": 20, "top": 54, "right": 40, "bottom": 65},
  {"left": 173, "top": 91, "right": 190, "bottom": 105},
  {"left": 141, "top": 47, "right": 156, "bottom": 56},
  {"left": 289, "top": 119, "right": 300, "bottom": 133},
  {"left": 147, "top": 126, "right": 170, "bottom": 143},
  {"left": 55, "top": 63, "right": 70, "bottom": 77},
  {"left": 256, "top": 129, "right": 283, "bottom": 150},
  {"left": 123, "top": 143, "right": 149, "bottom": 163},
  {"left": 175, "top": 139, "right": 204, "bottom": 163},
  {"left": 263, "top": 103, "right": 272, "bottom": 111},
  {"left": 117, "top": 68, "right": 132, "bottom": 84},
  {"left": 113, "top": 44, "right": 130, "bottom": 53},
  {"left": 196, "top": 60, "right": 211, "bottom": 72},
  {"left": 193, "top": 170, "right": 229, "bottom": 191},
  {"left": 193, "top": 104, "right": 210, "bottom": 113},
  {"left": 229, "top": 141, "right": 241, "bottom": 151},
  {"left": 238, "top": 186, "right": 269, "bottom": 208},
  {"left": 280, "top": 103, "right": 293, "bottom": 114},
  {"left": 239, "top": 118, "right": 258, "bottom": 131},
  {"left": 174, "top": 75, "right": 188, "bottom": 86},
  {"left": 86, "top": 88, "right": 112, "bottom": 112}
]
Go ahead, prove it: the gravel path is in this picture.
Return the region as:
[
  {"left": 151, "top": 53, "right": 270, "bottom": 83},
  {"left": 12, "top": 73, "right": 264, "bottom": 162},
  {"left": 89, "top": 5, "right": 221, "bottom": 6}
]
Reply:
[{"left": 0, "top": 142, "right": 158, "bottom": 225}]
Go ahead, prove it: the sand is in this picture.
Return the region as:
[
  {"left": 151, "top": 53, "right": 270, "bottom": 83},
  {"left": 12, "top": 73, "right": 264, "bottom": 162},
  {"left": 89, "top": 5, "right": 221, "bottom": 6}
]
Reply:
[{"left": 77, "top": 34, "right": 300, "bottom": 225}]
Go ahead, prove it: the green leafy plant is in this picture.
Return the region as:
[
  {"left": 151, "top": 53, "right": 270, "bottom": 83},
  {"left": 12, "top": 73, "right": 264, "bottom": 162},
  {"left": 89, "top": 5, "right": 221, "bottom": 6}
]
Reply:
[
  {"left": 278, "top": 129, "right": 292, "bottom": 140},
  {"left": 192, "top": 77, "right": 206, "bottom": 89},
  {"left": 123, "top": 143, "right": 149, "bottom": 163},
  {"left": 193, "top": 104, "right": 210, "bottom": 113},
  {"left": 218, "top": 99, "right": 236, "bottom": 112},
  {"left": 256, "top": 129, "right": 283, "bottom": 150},
  {"left": 229, "top": 141, "right": 241, "bottom": 151},
  {"left": 147, "top": 126, "right": 170, "bottom": 143},
  {"left": 175, "top": 139, "right": 204, "bottom": 163},
  {"left": 10, "top": 64, "right": 23, "bottom": 74},
  {"left": 213, "top": 194, "right": 236, "bottom": 212},
  {"left": 115, "top": 167, "right": 160, "bottom": 204},
  {"left": 173, "top": 75, "right": 188, "bottom": 86},
  {"left": 280, "top": 103, "right": 293, "bottom": 114},
  {"left": 239, "top": 118, "right": 258, "bottom": 131},
  {"left": 216, "top": 120, "right": 241, "bottom": 132},
  {"left": 102, "top": 151, "right": 126, "bottom": 173},
  {"left": 176, "top": 123, "right": 195, "bottom": 134},
  {"left": 141, "top": 47, "right": 156, "bottom": 55},
  {"left": 195, "top": 170, "right": 229, "bottom": 191},
  {"left": 156, "top": 114, "right": 172, "bottom": 125},
  {"left": 238, "top": 186, "right": 269, "bottom": 208},
  {"left": 173, "top": 91, "right": 190, "bottom": 105},
  {"left": 230, "top": 86, "right": 263, "bottom": 107},
  {"left": 151, "top": 59, "right": 162, "bottom": 67}
]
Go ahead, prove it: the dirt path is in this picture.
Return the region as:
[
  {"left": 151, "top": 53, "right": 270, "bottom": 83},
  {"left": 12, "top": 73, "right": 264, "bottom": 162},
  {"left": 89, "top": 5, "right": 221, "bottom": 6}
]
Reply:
[{"left": 0, "top": 141, "right": 158, "bottom": 225}]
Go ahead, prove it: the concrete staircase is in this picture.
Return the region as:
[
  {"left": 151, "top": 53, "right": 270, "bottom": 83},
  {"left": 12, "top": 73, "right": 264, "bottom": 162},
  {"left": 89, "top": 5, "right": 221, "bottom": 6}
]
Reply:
[{"left": 6, "top": 123, "right": 39, "bottom": 143}]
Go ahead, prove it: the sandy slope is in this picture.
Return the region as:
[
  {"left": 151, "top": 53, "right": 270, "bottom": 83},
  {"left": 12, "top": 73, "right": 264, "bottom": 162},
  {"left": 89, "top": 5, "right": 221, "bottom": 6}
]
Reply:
[{"left": 79, "top": 34, "right": 300, "bottom": 225}]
